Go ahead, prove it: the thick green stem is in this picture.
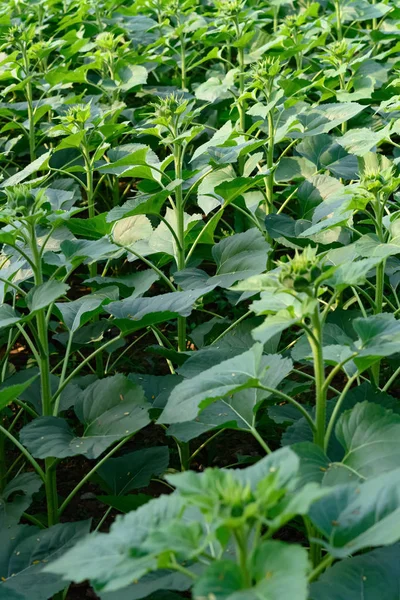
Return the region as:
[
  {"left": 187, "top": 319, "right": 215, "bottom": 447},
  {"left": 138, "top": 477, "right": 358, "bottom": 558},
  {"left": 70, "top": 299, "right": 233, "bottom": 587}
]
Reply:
[
  {"left": 180, "top": 34, "right": 186, "bottom": 90},
  {"left": 83, "top": 144, "right": 104, "bottom": 378},
  {"left": 30, "top": 225, "right": 58, "bottom": 526},
  {"left": 371, "top": 259, "right": 385, "bottom": 386},
  {"left": 308, "top": 307, "right": 326, "bottom": 449},
  {"left": 237, "top": 40, "right": 246, "bottom": 175},
  {"left": 372, "top": 198, "right": 386, "bottom": 386},
  {"left": 266, "top": 109, "right": 274, "bottom": 213},
  {"left": 0, "top": 432, "right": 6, "bottom": 492},
  {"left": 307, "top": 306, "right": 325, "bottom": 567},
  {"left": 324, "top": 374, "right": 358, "bottom": 451},
  {"left": 58, "top": 433, "right": 134, "bottom": 517},
  {"left": 233, "top": 529, "right": 251, "bottom": 587},
  {"left": 23, "top": 46, "right": 35, "bottom": 162},
  {"left": 334, "top": 0, "right": 343, "bottom": 41},
  {"left": 173, "top": 143, "right": 191, "bottom": 468},
  {"left": 174, "top": 144, "right": 186, "bottom": 353}
]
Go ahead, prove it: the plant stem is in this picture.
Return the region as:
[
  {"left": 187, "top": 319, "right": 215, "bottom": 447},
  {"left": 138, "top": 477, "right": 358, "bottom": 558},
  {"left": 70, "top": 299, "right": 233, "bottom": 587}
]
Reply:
[
  {"left": 179, "top": 33, "right": 186, "bottom": 90},
  {"left": 266, "top": 106, "right": 274, "bottom": 213},
  {"left": 52, "top": 335, "right": 122, "bottom": 411},
  {"left": 308, "top": 306, "right": 326, "bottom": 449},
  {"left": 324, "top": 374, "right": 358, "bottom": 451},
  {"left": 334, "top": 0, "right": 343, "bottom": 41},
  {"left": 23, "top": 45, "right": 35, "bottom": 161},
  {"left": 173, "top": 143, "right": 187, "bottom": 353},
  {"left": 308, "top": 553, "right": 334, "bottom": 582},
  {"left": 82, "top": 142, "right": 104, "bottom": 378},
  {"left": 0, "top": 424, "right": 45, "bottom": 481},
  {"left": 30, "top": 224, "right": 58, "bottom": 526},
  {"left": 372, "top": 200, "right": 386, "bottom": 386},
  {"left": 233, "top": 529, "right": 251, "bottom": 586},
  {"left": 58, "top": 433, "right": 134, "bottom": 517},
  {"left": 307, "top": 305, "right": 325, "bottom": 567},
  {"left": 235, "top": 19, "right": 246, "bottom": 175},
  {"left": 382, "top": 364, "right": 400, "bottom": 392},
  {"left": 251, "top": 427, "right": 272, "bottom": 454}
]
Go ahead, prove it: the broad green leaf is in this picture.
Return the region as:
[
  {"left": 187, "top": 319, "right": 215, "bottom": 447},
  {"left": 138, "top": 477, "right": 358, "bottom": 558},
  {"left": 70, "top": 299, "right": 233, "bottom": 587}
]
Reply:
[
  {"left": 98, "top": 144, "right": 161, "bottom": 182},
  {"left": 297, "top": 175, "right": 344, "bottom": 220},
  {"left": 309, "top": 544, "right": 400, "bottom": 600},
  {"left": 20, "top": 375, "right": 150, "bottom": 459},
  {"left": 194, "top": 68, "right": 237, "bottom": 102},
  {"left": 0, "top": 305, "right": 22, "bottom": 329},
  {"left": 0, "top": 473, "right": 42, "bottom": 525},
  {"left": 354, "top": 313, "right": 400, "bottom": 370},
  {"left": 191, "top": 121, "right": 233, "bottom": 162},
  {"left": 85, "top": 270, "right": 159, "bottom": 298},
  {"left": 159, "top": 345, "right": 292, "bottom": 424},
  {"left": 193, "top": 561, "right": 243, "bottom": 599},
  {"left": 61, "top": 237, "right": 119, "bottom": 265},
  {"left": 275, "top": 157, "right": 316, "bottom": 182},
  {"left": 309, "top": 468, "right": 400, "bottom": 557},
  {"left": 97, "top": 447, "right": 169, "bottom": 495},
  {"left": 107, "top": 287, "right": 215, "bottom": 333},
  {"left": 97, "top": 494, "right": 152, "bottom": 513},
  {"left": 334, "top": 402, "right": 400, "bottom": 480},
  {"left": 45, "top": 495, "right": 184, "bottom": 592},
  {"left": 326, "top": 258, "right": 378, "bottom": 291},
  {"left": 25, "top": 281, "right": 69, "bottom": 312},
  {"left": 0, "top": 151, "right": 51, "bottom": 188},
  {"left": 354, "top": 234, "right": 400, "bottom": 260},
  {"left": 296, "top": 134, "right": 358, "bottom": 179},
  {"left": 106, "top": 189, "right": 172, "bottom": 222},
  {"left": 336, "top": 127, "right": 388, "bottom": 156},
  {"left": 112, "top": 215, "right": 153, "bottom": 247},
  {"left": 166, "top": 400, "right": 248, "bottom": 441},
  {"left": 197, "top": 167, "right": 235, "bottom": 214},
  {"left": 117, "top": 64, "right": 148, "bottom": 91},
  {"left": 0, "top": 376, "right": 37, "bottom": 411},
  {"left": 293, "top": 103, "right": 365, "bottom": 138},
  {"left": 0, "top": 521, "right": 90, "bottom": 600},
  {"left": 209, "top": 229, "right": 270, "bottom": 287},
  {"left": 100, "top": 572, "right": 191, "bottom": 600},
  {"left": 342, "top": 0, "right": 391, "bottom": 22},
  {"left": 55, "top": 287, "right": 118, "bottom": 332}
]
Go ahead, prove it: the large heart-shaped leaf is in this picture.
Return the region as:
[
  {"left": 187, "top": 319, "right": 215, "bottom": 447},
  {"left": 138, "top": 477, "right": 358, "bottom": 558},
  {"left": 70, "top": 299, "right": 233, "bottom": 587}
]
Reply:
[
  {"left": 107, "top": 287, "right": 215, "bottom": 334},
  {"left": 55, "top": 286, "right": 118, "bottom": 332},
  {"left": 97, "top": 446, "right": 169, "bottom": 495},
  {"left": 20, "top": 375, "right": 150, "bottom": 459},
  {"left": 309, "top": 544, "right": 400, "bottom": 600},
  {"left": 158, "top": 345, "right": 292, "bottom": 425},
  {"left": 0, "top": 521, "right": 90, "bottom": 600},
  {"left": 333, "top": 402, "right": 400, "bottom": 480},
  {"left": 25, "top": 281, "right": 69, "bottom": 313},
  {"left": 45, "top": 494, "right": 183, "bottom": 592},
  {"left": 309, "top": 468, "right": 400, "bottom": 557},
  {"left": 209, "top": 229, "right": 270, "bottom": 288},
  {"left": 0, "top": 473, "right": 42, "bottom": 526}
]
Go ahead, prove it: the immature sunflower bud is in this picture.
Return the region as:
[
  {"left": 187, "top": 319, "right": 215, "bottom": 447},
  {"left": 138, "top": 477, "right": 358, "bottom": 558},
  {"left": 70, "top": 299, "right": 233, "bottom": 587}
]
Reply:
[
  {"left": 278, "top": 246, "right": 326, "bottom": 293},
  {"left": 4, "top": 185, "right": 48, "bottom": 218},
  {"left": 4, "top": 184, "right": 36, "bottom": 216}
]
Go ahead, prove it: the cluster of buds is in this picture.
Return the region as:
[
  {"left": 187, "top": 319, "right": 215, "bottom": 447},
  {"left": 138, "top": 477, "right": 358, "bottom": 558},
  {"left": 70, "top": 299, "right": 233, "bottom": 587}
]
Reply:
[
  {"left": 149, "top": 93, "right": 194, "bottom": 132},
  {"left": 3, "top": 185, "right": 48, "bottom": 219},
  {"left": 214, "top": 0, "right": 245, "bottom": 19},
  {"left": 250, "top": 57, "right": 280, "bottom": 91},
  {"left": 278, "top": 246, "right": 329, "bottom": 293},
  {"left": 359, "top": 153, "right": 400, "bottom": 198},
  {"left": 322, "top": 40, "right": 362, "bottom": 70}
]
